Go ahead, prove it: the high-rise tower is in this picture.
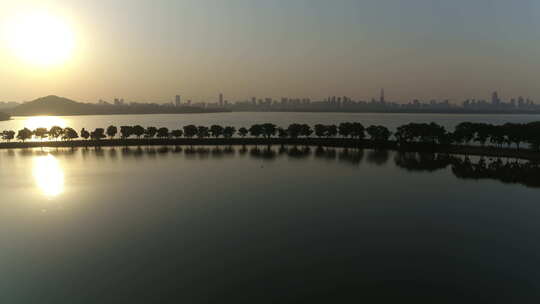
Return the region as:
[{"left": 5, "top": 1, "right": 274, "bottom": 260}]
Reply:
[{"left": 491, "top": 91, "right": 500, "bottom": 105}]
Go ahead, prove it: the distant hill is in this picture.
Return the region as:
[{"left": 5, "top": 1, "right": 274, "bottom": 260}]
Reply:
[
  {"left": 9, "top": 95, "right": 91, "bottom": 116},
  {"left": 0, "top": 112, "right": 10, "bottom": 121},
  {"left": 8, "top": 95, "right": 229, "bottom": 116}
]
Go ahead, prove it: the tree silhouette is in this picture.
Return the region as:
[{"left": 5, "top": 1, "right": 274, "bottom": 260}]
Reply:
[
  {"left": 395, "top": 123, "right": 418, "bottom": 144},
  {"left": 3, "top": 121, "right": 540, "bottom": 155},
  {"left": 420, "top": 123, "right": 445, "bottom": 145},
  {"left": 249, "top": 124, "right": 263, "bottom": 138},
  {"left": 238, "top": 127, "right": 248, "bottom": 138},
  {"left": 396, "top": 124, "right": 412, "bottom": 143},
  {"left": 81, "top": 128, "right": 90, "bottom": 140},
  {"left": 1, "top": 130, "right": 15, "bottom": 142},
  {"left": 287, "top": 124, "right": 302, "bottom": 138},
  {"left": 475, "top": 123, "right": 491, "bottom": 146},
  {"left": 504, "top": 123, "right": 525, "bottom": 150},
  {"left": 438, "top": 131, "right": 454, "bottom": 146},
  {"left": 367, "top": 125, "right": 391, "bottom": 142},
  {"left": 34, "top": 128, "right": 49, "bottom": 141},
  {"left": 338, "top": 122, "right": 352, "bottom": 138},
  {"left": 120, "top": 126, "right": 133, "bottom": 139},
  {"left": 261, "top": 123, "right": 277, "bottom": 138},
  {"left": 145, "top": 126, "right": 158, "bottom": 138},
  {"left": 489, "top": 125, "right": 505, "bottom": 148},
  {"left": 223, "top": 126, "right": 236, "bottom": 138},
  {"left": 350, "top": 123, "right": 365, "bottom": 139},
  {"left": 183, "top": 125, "right": 197, "bottom": 138},
  {"left": 132, "top": 125, "right": 145, "bottom": 139},
  {"left": 277, "top": 127, "right": 288, "bottom": 139},
  {"left": 63, "top": 128, "right": 79, "bottom": 141},
  {"left": 454, "top": 122, "right": 477, "bottom": 145},
  {"left": 197, "top": 126, "right": 209, "bottom": 138},
  {"left": 525, "top": 122, "right": 540, "bottom": 151},
  {"left": 171, "top": 129, "right": 183, "bottom": 138},
  {"left": 17, "top": 128, "right": 32, "bottom": 142},
  {"left": 327, "top": 125, "right": 338, "bottom": 138},
  {"left": 90, "top": 128, "right": 106, "bottom": 141},
  {"left": 314, "top": 124, "right": 327, "bottom": 138},
  {"left": 49, "top": 126, "right": 64, "bottom": 140},
  {"left": 107, "top": 125, "right": 118, "bottom": 139},
  {"left": 394, "top": 123, "right": 447, "bottom": 145},
  {"left": 157, "top": 127, "right": 169, "bottom": 138},
  {"left": 210, "top": 125, "right": 224, "bottom": 138},
  {"left": 300, "top": 124, "right": 313, "bottom": 138}
]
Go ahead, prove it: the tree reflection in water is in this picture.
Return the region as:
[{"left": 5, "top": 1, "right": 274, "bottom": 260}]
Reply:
[
  {"left": 5, "top": 146, "right": 540, "bottom": 189},
  {"left": 394, "top": 151, "right": 540, "bottom": 188}
]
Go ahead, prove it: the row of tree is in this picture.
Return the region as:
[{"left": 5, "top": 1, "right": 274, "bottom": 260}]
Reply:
[
  {"left": 395, "top": 122, "right": 540, "bottom": 150},
  {"left": 1, "top": 121, "right": 540, "bottom": 151}
]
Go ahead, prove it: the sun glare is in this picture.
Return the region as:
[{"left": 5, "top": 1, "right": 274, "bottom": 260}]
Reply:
[
  {"left": 33, "top": 154, "right": 65, "bottom": 198},
  {"left": 25, "top": 116, "right": 67, "bottom": 131},
  {"left": 5, "top": 11, "right": 75, "bottom": 67}
]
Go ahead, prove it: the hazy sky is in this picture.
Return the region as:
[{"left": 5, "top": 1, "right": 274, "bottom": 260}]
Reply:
[{"left": 1, "top": 0, "right": 539, "bottom": 103}]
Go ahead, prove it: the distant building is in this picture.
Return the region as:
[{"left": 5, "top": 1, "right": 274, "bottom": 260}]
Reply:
[
  {"left": 219, "top": 93, "right": 224, "bottom": 107},
  {"left": 491, "top": 91, "right": 500, "bottom": 105},
  {"left": 175, "top": 95, "right": 181, "bottom": 107},
  {"left": 114, "top": 98, "right": 125, "bottom": 106}
]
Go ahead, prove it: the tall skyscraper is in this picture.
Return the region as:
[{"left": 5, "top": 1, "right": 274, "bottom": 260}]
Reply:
[
  {"left": 219, "top": 93, "right": 224, "bottom": 106},
  {"left": 491, "top": 91, "right": 500, "bottom": 105},
  {"left": 518, "top": 96, "right": 525, "bottom": 108},
  {"left": 175, "top": 95, "right": 181, "bottom": 107},
  {"left": 380, "top": 88, "right": 385, "bottom": 104}
]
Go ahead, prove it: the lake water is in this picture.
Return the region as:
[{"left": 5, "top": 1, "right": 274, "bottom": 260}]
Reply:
[
  {"left": 0, "top": 145, "right": 539, "bottom": 303},
  {"left": 1, "top": 112, "right": 540, "bottom": 134}
]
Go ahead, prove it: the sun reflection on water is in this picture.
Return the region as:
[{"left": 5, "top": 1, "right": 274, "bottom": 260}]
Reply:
[
  {"left": 24, "top": 116, "right": 67, "bottom": 130},
  {"left": 33, "top": 154, "right": 64, "bottom": 197}
]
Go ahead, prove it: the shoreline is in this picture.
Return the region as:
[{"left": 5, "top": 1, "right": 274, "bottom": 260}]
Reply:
[
  {"left": 1, "top": 138, "right": 538, "bottom": 161},
  {"left": 2, "top": 111, "right": 540, "bottom": 119}
]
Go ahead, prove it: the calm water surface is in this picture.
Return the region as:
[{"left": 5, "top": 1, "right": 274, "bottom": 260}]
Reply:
[
  {"left": 1, "top": 112, "right": 540, "bottom": 134},
  {"left": 0, "top": 145, "right": 539, "bottom": 303}
]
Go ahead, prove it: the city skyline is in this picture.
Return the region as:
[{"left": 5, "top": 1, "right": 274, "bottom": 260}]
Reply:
[
  {"left": 2, "top": 89, "right": 537, "bottom": 106},
  {"left": 3, "top": 89, "right": 539, "bottom": 116},
  {"left": 1, "top": 1, "right": 539, "bottom": 102}
]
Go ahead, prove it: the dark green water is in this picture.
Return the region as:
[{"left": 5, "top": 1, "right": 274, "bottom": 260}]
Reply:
[{"left": 0, "top": 146, "right": 539, "bottom": 303}]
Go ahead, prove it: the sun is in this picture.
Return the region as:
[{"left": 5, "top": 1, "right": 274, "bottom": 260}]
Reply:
[{"left": 5, "top": 11, "right": 75, "bottom": 67}]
